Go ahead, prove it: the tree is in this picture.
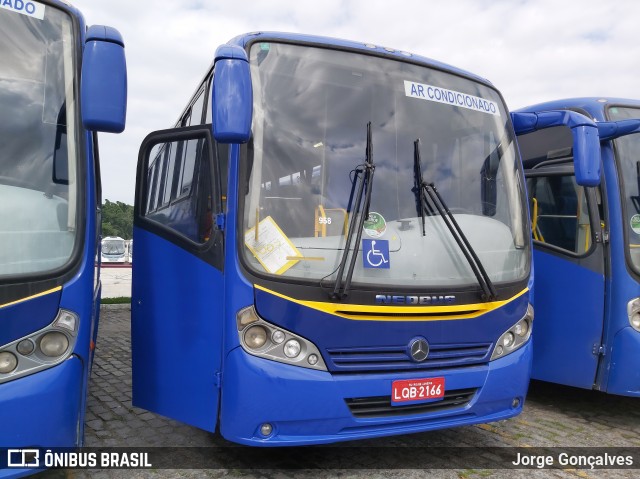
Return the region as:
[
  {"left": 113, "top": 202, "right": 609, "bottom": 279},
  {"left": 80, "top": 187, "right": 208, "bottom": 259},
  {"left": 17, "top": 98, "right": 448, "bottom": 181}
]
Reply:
[{"left": 101, "top": 200, "right": 133, "bottom": 239}]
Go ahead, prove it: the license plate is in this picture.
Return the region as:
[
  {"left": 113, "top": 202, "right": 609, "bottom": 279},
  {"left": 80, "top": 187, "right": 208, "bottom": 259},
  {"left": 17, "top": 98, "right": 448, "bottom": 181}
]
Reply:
[{"left": 391, "top": 377, "right": 445, "bottom": 405}]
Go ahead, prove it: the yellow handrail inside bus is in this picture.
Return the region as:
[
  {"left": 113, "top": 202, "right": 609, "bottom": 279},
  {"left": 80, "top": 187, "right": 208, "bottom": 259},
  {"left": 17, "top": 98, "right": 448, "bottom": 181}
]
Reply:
[
  {"left": 315, "top": 205, "right": 327, "bottom": 237},
  {"left": 315, "top": 206, "right": 348, "bottom": 237},
  {"left": 531, "top": 197, "right": 545, "bottom": 242}
]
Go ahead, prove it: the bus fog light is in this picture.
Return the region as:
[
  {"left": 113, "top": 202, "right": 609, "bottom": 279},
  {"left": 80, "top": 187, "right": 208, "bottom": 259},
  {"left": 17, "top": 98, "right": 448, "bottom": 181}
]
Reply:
[
  {"left": 244, "top": 326, "right": 268, "bottom": 350},
  {"left": 284, "top": 339, "right": 301, "bottom": 358},
  {"left": 307, "top": 354, "right": 318, "bottom": 366},
  {"left": 272, "top": 330, "right": 285, "bottom": 344},
  {"left": 0, "top": 352, "right": 18, "bottom": 373},
  {"left": 39, "top": 332, "right": 69, "bottom": 357},
  {"left": 17, "top": 339, "right": 35, "bottom": 356},
  {"left": 260, "top": 423, "right": 273, "bottom": 436}
]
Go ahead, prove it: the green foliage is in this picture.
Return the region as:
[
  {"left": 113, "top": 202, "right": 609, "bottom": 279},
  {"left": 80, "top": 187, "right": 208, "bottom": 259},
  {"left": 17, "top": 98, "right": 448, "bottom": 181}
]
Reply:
[
  {"left": 101, "top": 296, "right": 131, "bottom": 304},
  {"left": 101, "top": 199, "right": 134, "bottom": 240}
]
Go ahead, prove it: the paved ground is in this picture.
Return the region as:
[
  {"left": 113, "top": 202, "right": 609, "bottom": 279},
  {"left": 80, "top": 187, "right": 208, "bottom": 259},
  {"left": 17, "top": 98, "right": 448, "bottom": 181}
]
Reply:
[
  {"left": 36, "top": 308, "right": 640, "bottom": 478},
  {"left": 100, "top": 266, "right": 132, "bottom": 298}
]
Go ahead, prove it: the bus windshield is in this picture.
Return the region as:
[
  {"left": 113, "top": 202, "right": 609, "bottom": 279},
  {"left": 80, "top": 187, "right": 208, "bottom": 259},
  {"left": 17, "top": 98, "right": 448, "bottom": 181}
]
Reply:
[
  {"left": 103, "top": 239, "right": 125, "bottom": 255},
  {"left": 242, "top": 42, "right": 528, "bottom": 289},
  {"left": 607, "top": 106, "right": 640, "bottom": 273},
  {"left": 0, "top": 5, "right": 78, "bottom": 277}
]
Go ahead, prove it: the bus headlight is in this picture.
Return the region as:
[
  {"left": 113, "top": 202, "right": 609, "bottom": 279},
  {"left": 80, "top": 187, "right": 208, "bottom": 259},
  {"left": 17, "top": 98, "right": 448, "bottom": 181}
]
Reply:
[
  {"left": 491, "top": 304, "right": 533, "bottom": 360},
  {"left": 0, "top": 309, "right": 78, "bottom": 384},
  {"left": 0, "top": 352, "right": 18, "bottom": 374},
  {"left": 39, "top": 332, "right": 70, "bottom": 357},
  {"left": 627, "top": 298, "right": 640, "bottom": 332},
  {"left": 244, "top": 325, "right": 268, "bottom": 350},
  {"left": 236, "top": 306, "right": 327, "bottom": 371}
]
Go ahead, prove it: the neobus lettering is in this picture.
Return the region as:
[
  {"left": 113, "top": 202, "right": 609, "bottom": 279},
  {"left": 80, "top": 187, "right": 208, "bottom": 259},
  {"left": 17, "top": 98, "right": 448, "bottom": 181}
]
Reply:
[{"left": 375, "top": 294, "right": 456, "bottom": 305}]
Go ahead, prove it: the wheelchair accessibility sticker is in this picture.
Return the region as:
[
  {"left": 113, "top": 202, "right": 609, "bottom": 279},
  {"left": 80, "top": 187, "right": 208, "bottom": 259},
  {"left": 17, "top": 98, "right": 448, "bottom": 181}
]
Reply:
[{"left": 362, "top": 239, "right": 390, "bottom": 269}]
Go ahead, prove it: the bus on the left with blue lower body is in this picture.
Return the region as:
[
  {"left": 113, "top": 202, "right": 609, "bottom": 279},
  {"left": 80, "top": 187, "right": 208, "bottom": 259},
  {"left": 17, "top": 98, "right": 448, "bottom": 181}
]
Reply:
[{"left": 0, "top": 0, "right": 127, "bottom": 475}]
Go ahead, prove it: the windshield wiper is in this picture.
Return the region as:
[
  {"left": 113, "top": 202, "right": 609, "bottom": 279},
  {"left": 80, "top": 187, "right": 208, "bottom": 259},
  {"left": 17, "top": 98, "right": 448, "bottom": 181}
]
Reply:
[
  {"left": 331, "top": 122, "right": 376, "bottom": 300},
  {"left": 413, "top": 139, "right": 427, "bottom": 236},
  {"left": 413, "top": 139, "right": 497, "bottom": 302}
]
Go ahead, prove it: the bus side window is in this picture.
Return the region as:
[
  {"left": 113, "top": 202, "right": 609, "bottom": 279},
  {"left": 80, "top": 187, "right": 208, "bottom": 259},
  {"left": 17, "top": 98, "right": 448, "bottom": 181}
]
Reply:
[
  {"left": 529, "top": 175, "right": 591, "bottom": 254},
  {"left": 142, "top": 132, "right": 220, "bottom": 246}
]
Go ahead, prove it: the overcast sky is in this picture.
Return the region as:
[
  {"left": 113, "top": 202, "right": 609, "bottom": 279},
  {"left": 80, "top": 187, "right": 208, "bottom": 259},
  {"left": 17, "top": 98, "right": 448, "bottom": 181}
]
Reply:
[{"left": 71, "top": 0, "right": 640, "bottom": 205}]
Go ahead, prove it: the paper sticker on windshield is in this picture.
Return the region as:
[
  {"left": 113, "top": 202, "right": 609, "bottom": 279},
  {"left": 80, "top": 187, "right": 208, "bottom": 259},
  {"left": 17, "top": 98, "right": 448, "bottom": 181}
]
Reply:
[
  {"left": 631, "top": 215, "right": 640, "bottom": 235},
  {"left": 1, "top": 1, "right": 46, "bottom": 20},
  {"left": 244, "top": 216, "right": 301, "bottom": 275},
  {"left": 363, "top": 212, "right": 387, "bottom": 238},
  {"left": 404, "top": 81, "right": 499, "bottom": 116}
]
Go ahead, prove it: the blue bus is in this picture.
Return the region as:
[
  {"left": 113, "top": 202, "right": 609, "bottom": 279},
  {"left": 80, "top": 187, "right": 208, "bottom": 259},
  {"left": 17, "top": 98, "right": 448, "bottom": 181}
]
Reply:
[
  {"left": 132, "top": 32, "right": 599, "bottom": 445},
  {"left": 0, "top": 0, "right": 127, "bottom": 466},
  {"left": 517, "top": 98, "right": 640, "bottom": 396}
]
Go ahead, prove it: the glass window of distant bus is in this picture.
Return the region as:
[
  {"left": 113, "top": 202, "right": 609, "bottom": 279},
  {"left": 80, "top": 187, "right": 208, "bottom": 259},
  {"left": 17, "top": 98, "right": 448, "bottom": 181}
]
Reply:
[
  {"left": 519, "top": 126, "right": 597, "bottom": 256},
  {"left": 607, "top": 106, "right": 640, "bottom": 273},
  {"left": 0, "top": 6, "right": 79, "bottom": 277},
  {"left": 241, "top": 42, "right": 529, "bottom": 288}
]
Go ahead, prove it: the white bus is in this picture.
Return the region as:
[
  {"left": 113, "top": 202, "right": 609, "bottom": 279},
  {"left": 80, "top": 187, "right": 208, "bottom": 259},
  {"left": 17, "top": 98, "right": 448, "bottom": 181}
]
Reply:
[{"left": 101, "top": 236, "right": 126, "bottom": 263}]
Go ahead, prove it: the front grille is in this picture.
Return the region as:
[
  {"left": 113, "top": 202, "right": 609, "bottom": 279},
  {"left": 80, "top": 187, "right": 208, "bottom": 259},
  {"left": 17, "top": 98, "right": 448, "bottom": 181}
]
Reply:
[
  {"left": 345, "top": 388, "right": 477, "bottom": 418},
  {"left": 326, "top": 343, "right": 492, "bottom": 373}
]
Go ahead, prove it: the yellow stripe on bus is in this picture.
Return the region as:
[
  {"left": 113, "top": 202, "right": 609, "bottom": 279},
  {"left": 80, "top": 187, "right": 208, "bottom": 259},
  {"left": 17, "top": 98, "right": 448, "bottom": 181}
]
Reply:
[
  {"left": 254, "top": 284, "right": 528, "bottom": 321},
  {"left": 0, "top": 286, "right": 62, "bottom": 310}
]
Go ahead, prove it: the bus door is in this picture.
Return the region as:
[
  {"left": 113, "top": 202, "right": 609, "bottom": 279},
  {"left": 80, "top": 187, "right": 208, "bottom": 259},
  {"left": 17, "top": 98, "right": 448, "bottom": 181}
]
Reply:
[
  {"left": 132, "top": 126, "right": 224, "bottom": 431},
  {"left": 525, "top": 162, "right": 606, "bottom": 389}
]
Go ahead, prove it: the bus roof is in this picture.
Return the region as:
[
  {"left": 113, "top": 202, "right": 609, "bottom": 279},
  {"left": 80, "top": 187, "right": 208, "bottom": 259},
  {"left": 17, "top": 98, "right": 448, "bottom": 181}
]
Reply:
[
  {"left": 223, "top": 31, "right": 495, "bottom": 89},
  {"left": 517, "top": 97, "right": 640, "bottom": 122}
]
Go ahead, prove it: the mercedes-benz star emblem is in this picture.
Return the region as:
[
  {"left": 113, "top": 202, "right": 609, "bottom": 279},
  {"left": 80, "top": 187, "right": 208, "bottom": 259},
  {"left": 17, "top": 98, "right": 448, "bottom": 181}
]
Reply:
[{"left": 410, "top": 338, "right": 429, "bottom": 362}]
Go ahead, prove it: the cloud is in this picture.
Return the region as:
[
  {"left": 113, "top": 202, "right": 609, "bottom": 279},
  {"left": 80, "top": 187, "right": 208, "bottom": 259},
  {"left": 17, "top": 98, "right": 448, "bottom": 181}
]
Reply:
[{"left": 70, "top": 0, "right": 640, "bottom": 204}]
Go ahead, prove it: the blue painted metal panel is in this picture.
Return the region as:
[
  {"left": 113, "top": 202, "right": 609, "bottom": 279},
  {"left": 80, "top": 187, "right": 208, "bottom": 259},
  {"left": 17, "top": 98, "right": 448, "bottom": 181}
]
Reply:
[
  {"left": 518, "top": 97, "right": 640, "bottom": 395},
  {"left": 0, "top": 357, "right": 83, "bottom": 448},
  {"left": 131, "top": 227, "right": 223, "bottom": 432},
  {"left": 0, "top": 292, "right": 60, "bottom": 347},
  {"left": 81, "top": 33, "right": 127, "bottom": 133},
  {"left": 219, "top": 341, "right": 530, "bottom": 445},
  {"left": 530, "top": 249, "right": 605, "bottom": 388},
  {"left": 598, "top": 139, "right": 640, "bottom": 394},
  {"left": 253, "top": 289, "right": 529, "bottom": 363},
  {"left": 607, "top": 327, "right": 640, "bottom": 396}
]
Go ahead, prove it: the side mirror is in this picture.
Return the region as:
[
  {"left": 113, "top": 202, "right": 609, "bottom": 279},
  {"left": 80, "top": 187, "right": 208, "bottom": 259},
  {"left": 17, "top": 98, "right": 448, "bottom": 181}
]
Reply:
[
  {"left": 511, "top": 110, "right": 600, "bottom": 187},
  {"left": 212, "top": 44, "right": 252, "bottom": 143},
  {"left": 596, "top": 119, "right": 640, "bottom": 141},
  {"left": 81, "top": 25, "right": 127, "bottom": 133}
]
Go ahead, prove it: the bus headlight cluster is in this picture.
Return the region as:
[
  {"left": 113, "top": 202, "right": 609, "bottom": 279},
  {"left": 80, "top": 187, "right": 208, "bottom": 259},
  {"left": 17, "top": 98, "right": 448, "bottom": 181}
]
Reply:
[
  {"left": 627, "top": 298, "right": 640, "bottom": 332},
  {"left": 0, "top": 309, "right": 78, "bottom": 384},
  {"left": 491, "top": 304, "right": 533, "bottom": 360},
  {"left": 236, "top": 306, "right": 327, "bottom": 371}
]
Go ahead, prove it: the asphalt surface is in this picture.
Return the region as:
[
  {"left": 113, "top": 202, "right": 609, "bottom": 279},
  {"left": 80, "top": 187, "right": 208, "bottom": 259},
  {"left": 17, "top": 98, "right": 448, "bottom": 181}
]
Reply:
[{"left": 33, "top": 307, "right": 640, "bottom": 479}]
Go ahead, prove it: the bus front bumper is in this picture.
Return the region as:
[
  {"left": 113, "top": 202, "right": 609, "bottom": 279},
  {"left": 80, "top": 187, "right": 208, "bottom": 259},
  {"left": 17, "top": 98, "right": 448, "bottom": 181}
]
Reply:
[
  {"left": 606, "top": 326, "right": 640, "bottom": 397},
  {"left": 0, "top": 356, "right": 83, "bottom": 451},
  {"left": 220, "top": 341, "right": 531, "bottom": 446}
]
